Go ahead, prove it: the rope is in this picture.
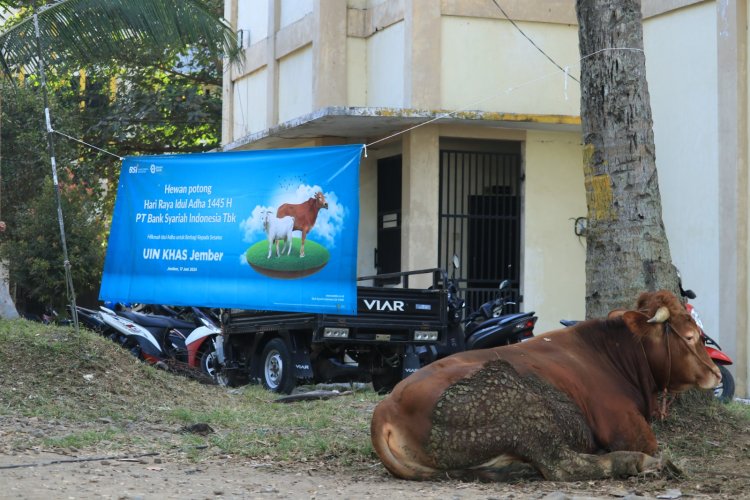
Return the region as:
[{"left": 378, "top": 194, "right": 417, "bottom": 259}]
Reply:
[
  {"left": 52, "top": 129, "right": 124, "bottom": 160},
  {"left": 658, "top": 322, "right": 673, "bottom": 420},
  {"left": 491, "top": 0, "right": 579, "bottom": 83},
  {"left": 636, "top": 308, "right": 716, "bottom": 420},
  {"left": 364, "top": 45, "right": 645, "bottom": 149}
]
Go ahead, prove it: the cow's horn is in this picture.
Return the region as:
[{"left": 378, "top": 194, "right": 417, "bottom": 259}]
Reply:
[{"left": 646, "top": 306, "right": 670, "bottom": 323}]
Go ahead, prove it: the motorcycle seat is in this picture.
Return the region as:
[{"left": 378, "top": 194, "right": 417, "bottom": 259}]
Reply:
[
  {"left": 472, "top": 312, "right": 535, "bottom": 329},
  {"left": 118, "top": 310, "right": 196, "bottom": 330}
]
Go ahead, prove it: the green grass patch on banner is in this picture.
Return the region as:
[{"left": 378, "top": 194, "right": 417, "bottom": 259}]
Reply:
[{"left": 246, "top": 238, "right": 329, "bottom": 278}]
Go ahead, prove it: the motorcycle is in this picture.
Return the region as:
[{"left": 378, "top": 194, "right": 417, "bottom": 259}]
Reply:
[
  {"left": 678, "top": 279, "right": 735, "bottom": 402},
  {"left": 460, "top": 279, "right": 537, "bottom": 350},
  {"left": 419, "top": 256, "right": 537, "bottom": 365},
  {"left": 97, "top": 304, "right": 226, "bottom": 384},
  {"left": 70, "top": 305, "right": 110, "bottom": 334}
]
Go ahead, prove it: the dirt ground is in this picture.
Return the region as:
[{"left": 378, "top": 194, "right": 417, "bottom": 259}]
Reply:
[{"left": 1, "top": 410, "right": 749, "bottom": 500}]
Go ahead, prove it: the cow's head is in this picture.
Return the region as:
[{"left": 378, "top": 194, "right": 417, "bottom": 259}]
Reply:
[
  {"left": 315, "top": 191, "right": 328, "bottom": 209},
  {"left": 621, "top": 290, "right": 721, "bottom": 392},
  {"left": 261, "top": 210, "right": 272, "bottom": 231}
]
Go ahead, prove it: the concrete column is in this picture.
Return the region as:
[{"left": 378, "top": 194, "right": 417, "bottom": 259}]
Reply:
[
  {"left": 401, "top": 126, "right": 440, "bottom": 287},
  {"left": 404, "top": 0, "right": 441, "bottom": 109},
  {"left": 313, "top": 0, "right": 347, "bottom": 109},
  {"left": 266, "top": 0, "right": 280, "bottom": 128},
  {"left": 717, "top": 0, "right": 748, "bottom": 396},
  {"left": 221, "top": 0, "right": 238, "bottom": 146}
]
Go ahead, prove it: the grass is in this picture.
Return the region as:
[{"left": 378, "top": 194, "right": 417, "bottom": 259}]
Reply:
[
  {"left": 246, "top": 238, "right": 330, "bottom": 271},
  {"left": 1, "top": 319, "right": 748, "bottom": 473},
  {"left": 0, "top": 319, "right": 380, "bottom": 465}
]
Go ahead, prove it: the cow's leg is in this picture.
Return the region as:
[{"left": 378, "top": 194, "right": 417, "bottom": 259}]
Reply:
[
  {"left": 275, "top": 239, "right": 281, "bottom": 257},
  {"left": 536, "top": 450, "right": 678, "bottom": 482},
  {"left": 267, "top": 239, "right": 272, "bottom": 259},
  {"left": 299, "top": 232, "right": 307, "bottom": 257}
]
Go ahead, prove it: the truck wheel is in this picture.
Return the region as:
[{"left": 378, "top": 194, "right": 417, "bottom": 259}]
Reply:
[{"left": 261, "top": 338, "right": 296, "bottom": 394}]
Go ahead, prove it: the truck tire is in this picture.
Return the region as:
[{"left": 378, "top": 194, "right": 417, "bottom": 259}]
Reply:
[{"left": 261, "top": 338, "right": 296, "bottom": 394}]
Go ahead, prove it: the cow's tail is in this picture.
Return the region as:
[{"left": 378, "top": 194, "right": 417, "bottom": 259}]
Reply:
[{"left": 370, "top": 413, "right": 438, "bottom": 480}]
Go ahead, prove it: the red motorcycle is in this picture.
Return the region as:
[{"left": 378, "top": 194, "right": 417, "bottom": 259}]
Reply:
[{"left": 680, "top": 286, "right": 735, "bottom": 402}]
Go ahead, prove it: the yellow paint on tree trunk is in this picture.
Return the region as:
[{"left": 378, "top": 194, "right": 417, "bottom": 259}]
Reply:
[
  {"left": 79, "top": 68, "right": 86, "bottom": 111},
  {"left": 589, "top": 174, "right": 615, "bottom": 221},
  {"left": 582, "top": 144, "right": 615, "bottom": 221},
  {"left": 109, "top": 77, "right": 118, "bottom": 103}
]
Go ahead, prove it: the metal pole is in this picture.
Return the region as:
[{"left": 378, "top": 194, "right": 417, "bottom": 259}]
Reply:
[{"left": 33, "top": 9, "right": 79, "bottom": 331}]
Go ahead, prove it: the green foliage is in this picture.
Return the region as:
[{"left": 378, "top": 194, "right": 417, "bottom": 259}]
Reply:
[
  {"left": 0, "top": 0, "right": 240, "bottom": 79},
  {"left": 79, "top": 58, "right": 223, "bottom": 155},
  {"left": 0, "top": 82, "right": 107, "bottom": 312},
  {"left": 5, "top": 177, "right": 105, "bottom": 310},
  {"left": 0, "top": 0, "right": 229, "bottom": 313}
]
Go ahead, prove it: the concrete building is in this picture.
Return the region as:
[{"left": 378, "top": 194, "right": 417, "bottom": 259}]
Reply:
[{"left": 220, "top": 0, "right": 749, "bottom": 397}]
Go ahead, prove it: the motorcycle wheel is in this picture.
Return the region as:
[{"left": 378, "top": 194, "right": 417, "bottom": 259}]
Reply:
[
  {"left": 714, "top": 364, "right": 735, "bottom": 402},
  {"left": 260, "top": 338, "right": 296, "bottom": 394},
  {"left": 200, "top": 347, "right": 229, "bottom": 387}
]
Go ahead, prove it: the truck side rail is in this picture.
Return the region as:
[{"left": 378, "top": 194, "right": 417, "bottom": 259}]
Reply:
[{"left": 356, "top": 268, "right": 447, "bottom": 289}]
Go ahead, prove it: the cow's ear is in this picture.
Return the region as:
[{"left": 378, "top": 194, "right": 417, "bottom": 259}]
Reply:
[
  {"left": 608, "top": 308, "right": 627, "bottom": 319},
  {"left": 621, "top": 311, "right": 650, "bottom": 338}
]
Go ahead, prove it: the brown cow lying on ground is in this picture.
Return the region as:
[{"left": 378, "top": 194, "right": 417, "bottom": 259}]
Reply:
[
  {"left": 276, "top": 191, "right": 328, "bottom": 257},
  {"left": 371, "top": 290, "right": 721, "bottom": 482}
]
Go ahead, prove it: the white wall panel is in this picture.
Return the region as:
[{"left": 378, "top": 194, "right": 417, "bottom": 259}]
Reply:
[
  {"left": 645, "top": 2, "right": 720, "bottom": 339},
  {"left": 278, "top": 47, "right": 313, "bottom": 123},
  {"left": 367, "top": 21, "right": 405, "bottom": 107},
  {"left": 238, "top": 0, "right": 268, "bottom": 46},
  {"left": 232, "top": 69, "right": 268, "bottom": 140},
  {"left": 280, "top": 0, "right": 312, "bottom": 28},
  {"left": 441, "top": 17, "right": 580, "bottom": 116}
]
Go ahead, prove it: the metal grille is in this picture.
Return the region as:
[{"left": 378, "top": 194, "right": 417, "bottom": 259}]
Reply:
[{"left": 438, "top": 149, "right": 522, "bottom": 313}]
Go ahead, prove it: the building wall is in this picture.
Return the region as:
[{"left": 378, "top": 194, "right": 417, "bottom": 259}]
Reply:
[
  {"left": 441, "top": 17, "right": 581, "bottom": 115},
  {"left": 233, "top": 69, "right": 268, "bottom": 136},
  {"left": 347, "top": 37, "right": 367, "bottom": 106},
  {"left": 237, "top": 1, "right": 268, "bottom": 46},
  {"left": 523, "top": 130, "right": 587, "bottom": 332},
  {"left": 366, "top": 22, "right": 405, "bottom": 107},
  {"left": 280, "top": 0, "right": 312, "bottom": 28},
  {"left": 278, "top": 47, "right": 314, "bottom": 123},
  {"left": 644, "top": 2, "right": 720, "bottom": 340}
]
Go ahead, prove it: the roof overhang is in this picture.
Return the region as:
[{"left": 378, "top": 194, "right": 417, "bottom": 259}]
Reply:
[{"left": 222, "top": 106, "right": 581, "bottom": 151}]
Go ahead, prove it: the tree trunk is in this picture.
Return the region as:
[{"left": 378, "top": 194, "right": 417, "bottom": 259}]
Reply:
[
  {"left": 576, "top": 0, "right": 678, "bottom": 318},
  {"left": 0, "top": 262, "right": 19, "bottom": 319}
]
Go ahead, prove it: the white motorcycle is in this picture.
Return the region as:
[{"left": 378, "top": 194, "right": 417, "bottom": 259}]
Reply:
[{"left": 98, "top": 304, "right": 226, "bottom": 385}]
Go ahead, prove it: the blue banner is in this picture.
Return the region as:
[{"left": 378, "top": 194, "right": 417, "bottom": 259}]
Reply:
[{"left": 100, "top": 144, "right": 363, "bottom": 314}]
